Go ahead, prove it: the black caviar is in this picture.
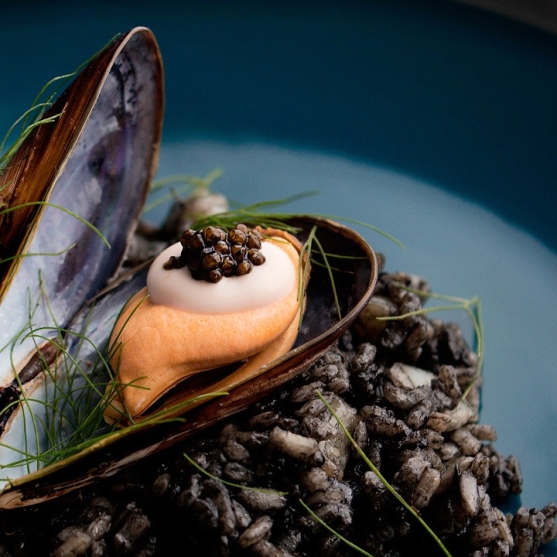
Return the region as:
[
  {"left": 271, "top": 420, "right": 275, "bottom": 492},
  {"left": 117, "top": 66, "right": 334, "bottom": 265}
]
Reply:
[{"left": 163, "top": 224, "right": 266, "bottom": 283}]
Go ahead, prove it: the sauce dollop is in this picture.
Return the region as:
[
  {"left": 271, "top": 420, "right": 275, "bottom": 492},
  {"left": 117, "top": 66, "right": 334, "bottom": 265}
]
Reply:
[{"left": 147, "top": 240, "right": 296, "bottom": 314}]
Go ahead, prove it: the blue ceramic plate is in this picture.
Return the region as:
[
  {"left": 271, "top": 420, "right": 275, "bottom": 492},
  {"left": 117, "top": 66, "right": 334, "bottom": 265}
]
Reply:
[{"left": 2, "top": 0, "right": 556, "bottom": 545}]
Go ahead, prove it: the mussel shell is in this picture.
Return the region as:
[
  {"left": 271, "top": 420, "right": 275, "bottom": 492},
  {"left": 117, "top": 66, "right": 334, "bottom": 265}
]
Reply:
[
  {"left": 0, "top": 26, "right": 163, "bottom": 383},
  {"left": 0, "top": 215, "right": 378, "bottom": 509},
  {"left": 0, "top": 27, "right": 162, "bottom": 298},
  {"left": 0, "top": 28, "right": 163, "bottom": 480}
]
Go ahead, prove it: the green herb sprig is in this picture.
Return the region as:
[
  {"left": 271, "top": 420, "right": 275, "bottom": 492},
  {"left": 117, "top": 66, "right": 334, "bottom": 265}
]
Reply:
[
  {"left": 317, "top": 390, "right": 454, "bottom": 557},
  {"left": 142, "top": 168, "right": 225, "bottom": 215},
  {"left": 377, "top": 285, "right": 483, "bottom": 401},
  {"left": 0, "top": 34, "right": 118, "bottom": 177}
]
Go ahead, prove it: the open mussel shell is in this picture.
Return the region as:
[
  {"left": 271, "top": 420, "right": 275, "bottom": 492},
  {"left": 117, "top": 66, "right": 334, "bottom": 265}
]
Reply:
[
  {"left": 0, "top": 215, "right": 378, "bottom": 509},
  {"left": 0, "top": 29, "right": 163, "bottom": 483},
  {"left": 0, "top": 27, "right": 163, "bottom": 298}
]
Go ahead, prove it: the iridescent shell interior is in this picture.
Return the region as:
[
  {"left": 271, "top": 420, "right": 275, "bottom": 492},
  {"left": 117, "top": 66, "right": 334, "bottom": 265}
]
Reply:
[{"left": 0, "top": 27, "right": 163, "bottom": 484}]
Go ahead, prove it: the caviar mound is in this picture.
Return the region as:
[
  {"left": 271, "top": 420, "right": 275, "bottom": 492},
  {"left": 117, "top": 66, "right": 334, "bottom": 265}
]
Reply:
[{"left": 164, "top": 224, "right": 266, "bottom": 283}]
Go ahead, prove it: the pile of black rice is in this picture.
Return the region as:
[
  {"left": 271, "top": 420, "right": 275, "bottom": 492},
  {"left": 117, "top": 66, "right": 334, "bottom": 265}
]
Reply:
[{"left": 1, "top": 258, "right": 556, "bottom": 557}]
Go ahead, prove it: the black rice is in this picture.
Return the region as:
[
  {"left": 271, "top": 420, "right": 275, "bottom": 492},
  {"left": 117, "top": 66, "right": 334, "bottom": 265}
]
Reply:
[{"left": 1, "top": 262, "right": 555, "bottom": 557}]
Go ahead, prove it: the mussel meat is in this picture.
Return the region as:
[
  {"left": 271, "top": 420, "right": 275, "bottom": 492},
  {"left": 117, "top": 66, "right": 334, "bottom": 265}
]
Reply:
[{"left": 104, "top": 224, "right": 309, "bottom": 424}]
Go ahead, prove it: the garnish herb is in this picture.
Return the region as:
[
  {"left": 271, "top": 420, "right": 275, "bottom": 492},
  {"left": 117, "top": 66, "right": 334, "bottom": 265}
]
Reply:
[
  {"left": 187, "top": 185, "right": 402, "bottom": 249},
  {"left": 0, "top": 201, "right": 110, "bottom": 249},
  {"left": 299, "top": 499, "right": 375, "bottom": 557},
  {"left": 183, "top": 452, "right": 288, "bottom": 496},
  {"left": 377, "top": 285, "right": 483, "bottom": 402},
  {"left": 317, "top": 390, "right": 454, "bottom": 557},
  {"left": 142, "top": 168, "right": 224, "bottom": 215},
  {"left": 183, "top": 451, "right": 374, "bottom": 556},
  {"left": 0, "top": 35, "right": 117, "bottom": 176}
]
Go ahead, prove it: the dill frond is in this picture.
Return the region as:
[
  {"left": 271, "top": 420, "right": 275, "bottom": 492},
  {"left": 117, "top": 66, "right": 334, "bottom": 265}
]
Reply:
[
  {"left": 317, "top": 390, "right": 454, "bottom": 557},
  {"left": 0, "top": 34, "right": 118, "bottom": 175},
  {"left": 377, "top": 285, "right": 484, "bottom": 401}
]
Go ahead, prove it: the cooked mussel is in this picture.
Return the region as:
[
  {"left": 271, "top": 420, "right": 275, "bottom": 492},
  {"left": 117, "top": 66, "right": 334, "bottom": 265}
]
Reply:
[
  {"left": 0, "top": 214, "right": 377, "bottom": 509},
  {"left": 0, "top": 27, "right": 163, "bottom": 485},
  {"left": 103, "top": 224, "right": 309, "bottom": 425},
  {"left": 0, "top": 27, "right": 378, "bottom": 510}
]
